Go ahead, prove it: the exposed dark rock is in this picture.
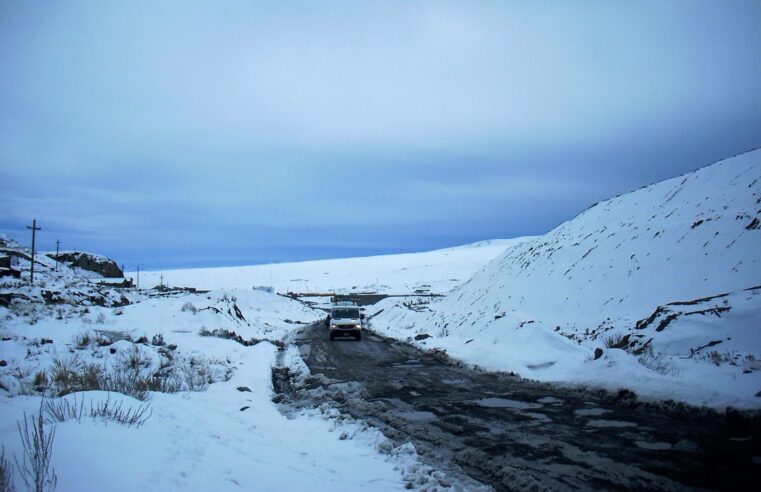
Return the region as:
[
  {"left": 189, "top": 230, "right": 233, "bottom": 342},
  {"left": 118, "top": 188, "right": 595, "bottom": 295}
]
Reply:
[
  {"left": 41, "top": 289, "right": 131, "bottom": 308},
  {"left": 237, "top": 386, "right": 252, "bottom": 392},
  {"left": 47, "top": 251, "right": 124, "bottom": 278},
  {"left": 0, "top": 293, "right": 13, "bottom": 307},
  {"left": 614, "top": 388, "right": 639, "bottom": 406},
  {"left": 414, "top": 333, "right": 431, "bottom": 341},
  {"left": 232, "top": 304, "right": 246, "bottom": 321},
  {"left": 631, "top": 338, "right": 653, "bottom": 356},
  {"left": 594, "top": 347, "right": 604, "bottom": 360},
  {"left": 41, "top": 291, "right": 66, "bottom": 305},
  {"left": 693, "top": 339, "right": 723, "bottom": 353}
]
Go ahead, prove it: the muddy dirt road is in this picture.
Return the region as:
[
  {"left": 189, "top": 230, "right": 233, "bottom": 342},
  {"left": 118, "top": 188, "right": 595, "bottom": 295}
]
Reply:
[{"left": 274, "top": 323, "right": 760, "bottom": 491}]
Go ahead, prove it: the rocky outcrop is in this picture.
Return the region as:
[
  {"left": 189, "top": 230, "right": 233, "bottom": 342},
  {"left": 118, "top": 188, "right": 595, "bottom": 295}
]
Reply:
[{"left": 47, "top": 252, "right": 124, "bottom": 278}]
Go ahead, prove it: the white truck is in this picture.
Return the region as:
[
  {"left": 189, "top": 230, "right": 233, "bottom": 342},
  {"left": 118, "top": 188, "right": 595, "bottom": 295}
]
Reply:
[{"left": 326, "top": 301, "right": 364, "bottom": 341}]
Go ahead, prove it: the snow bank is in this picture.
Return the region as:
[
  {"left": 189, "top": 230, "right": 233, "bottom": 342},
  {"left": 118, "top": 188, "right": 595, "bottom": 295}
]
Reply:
[{"left": 0, "top": 344, "right": 410, "bottom": 491}]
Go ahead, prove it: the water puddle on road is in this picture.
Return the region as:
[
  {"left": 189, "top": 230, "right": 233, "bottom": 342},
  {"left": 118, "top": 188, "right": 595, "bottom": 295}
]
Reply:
[
  {"left": 635, "top": 440, "right": 673, "bottom": 450},
  {"left": 474, "top": 398, "right": 543, "bottom": 410},
  {"left": 521, "top": 412, "right": 552, "bottom": 422},
  {"left": 442, "top": 378, "right": 468, "bottom": 385},
  {"left": 394, "top": 410, "right": 439, "bottom": 422},
  {"left": 393, "top": 358, "right": 424, "bottom": 368},
  {"left": 586, "top": 419, "right": 638, "bottom": 428},
  {"left": 537, "top": 396, "right": 563, "bottom": 404},
  {"left": 574, "top": 407, "right": 609, "bottom": 417}
]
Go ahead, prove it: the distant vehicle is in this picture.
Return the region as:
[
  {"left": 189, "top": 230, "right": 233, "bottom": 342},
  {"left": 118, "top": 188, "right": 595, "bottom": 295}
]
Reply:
[{"left": 326, "top": 301, "right": 364, "bottom": 341}]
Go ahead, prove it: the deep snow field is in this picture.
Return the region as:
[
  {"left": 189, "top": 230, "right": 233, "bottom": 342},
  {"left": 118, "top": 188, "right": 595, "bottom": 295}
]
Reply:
[
  {"left": 0, "top": 241, "right": 464, "bottom": 491},
  {"left": 2, "top": 148, "right": 760, "bottom": 491},
  {"left": 132, "top": 238, "right": 530, "bottom": 294}
]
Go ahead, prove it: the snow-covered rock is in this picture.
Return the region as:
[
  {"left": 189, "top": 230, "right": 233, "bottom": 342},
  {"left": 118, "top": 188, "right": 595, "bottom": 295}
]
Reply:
[{"left": 46, "top": 251, "right": 124, "bottom": 278}]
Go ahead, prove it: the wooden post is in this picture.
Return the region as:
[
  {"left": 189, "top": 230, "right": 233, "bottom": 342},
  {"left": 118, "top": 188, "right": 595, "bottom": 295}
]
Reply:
[
  {"left": 26, "top": 219, "right": 41, "bottom": 286},
  {"left": 55, "top": 239, "right": 60, "bottom": 271}
]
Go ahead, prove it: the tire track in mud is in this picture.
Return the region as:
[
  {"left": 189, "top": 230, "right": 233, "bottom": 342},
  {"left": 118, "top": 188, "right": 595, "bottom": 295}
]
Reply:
[{"left": 273, "top": 323, "right": 761, "bottom": 491}]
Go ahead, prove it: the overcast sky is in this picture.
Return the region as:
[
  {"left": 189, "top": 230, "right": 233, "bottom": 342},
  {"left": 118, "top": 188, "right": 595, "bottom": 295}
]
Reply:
[{"left": 1, "top": 1, "right": 760, "bottom": 269}]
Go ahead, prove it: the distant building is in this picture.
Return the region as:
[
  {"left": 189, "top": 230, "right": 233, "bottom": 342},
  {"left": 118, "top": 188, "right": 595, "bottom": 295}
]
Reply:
[{"left": 0, "top": 254, "right": 21, "bottom": 279}]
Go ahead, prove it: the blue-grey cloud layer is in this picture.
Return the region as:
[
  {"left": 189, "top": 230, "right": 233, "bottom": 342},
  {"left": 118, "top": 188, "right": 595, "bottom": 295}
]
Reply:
[{"left": 2, "top": 1, "right": 760, "bottom": 268}]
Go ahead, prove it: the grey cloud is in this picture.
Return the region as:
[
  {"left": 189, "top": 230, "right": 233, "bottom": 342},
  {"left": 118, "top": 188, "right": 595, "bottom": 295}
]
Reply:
[{"left": 1, "top": 1, "right": 759, "bottom": 268}]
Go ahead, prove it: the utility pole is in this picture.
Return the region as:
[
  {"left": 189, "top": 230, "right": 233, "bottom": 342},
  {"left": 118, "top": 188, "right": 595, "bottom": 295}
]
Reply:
[
  {"left": 137, "top": 265, "right": 140, "bottom": 290},
  {"left": 160, "top": 274, "right": 164, "bottom": 288},
  {"left": 26, "top": 219, "right": 41, "bottom": 286},
  {"left": 55, "top": 239, "right": 61, "bottom": 271}
]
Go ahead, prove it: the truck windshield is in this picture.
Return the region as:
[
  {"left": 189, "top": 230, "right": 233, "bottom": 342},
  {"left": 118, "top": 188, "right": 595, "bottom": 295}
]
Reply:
[{"left": 332, "top": 308, "right": 360, "bottom": 319}]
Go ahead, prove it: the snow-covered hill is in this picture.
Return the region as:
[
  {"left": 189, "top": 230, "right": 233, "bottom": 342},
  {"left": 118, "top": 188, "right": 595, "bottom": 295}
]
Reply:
[
  {"left": 133, "top": 237, "right": 533, "bottom": 294},
  {"left": 456, "top": 149, "right": 759, "bottom": 328},
  {"left": 372, "top": 149, "right": 761, "bottom": 408},
  {"left": 1, "top": 241, "right": 445, "bottom": 491}
]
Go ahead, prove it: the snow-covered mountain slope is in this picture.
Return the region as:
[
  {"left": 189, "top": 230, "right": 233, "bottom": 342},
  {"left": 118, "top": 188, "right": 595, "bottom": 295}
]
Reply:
[
  {"left": 372, "top": 149, "right": 761, "bottom": 408},
  {"left": 133, "top": 237, "right": 534, "bottom": 294},
  {"left": 452, "top": 148, "right": 759, "bottom": 329}
]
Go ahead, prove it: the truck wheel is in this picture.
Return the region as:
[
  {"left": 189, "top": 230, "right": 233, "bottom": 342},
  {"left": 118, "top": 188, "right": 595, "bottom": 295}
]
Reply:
[{"left": 355, "top": 332, "right": 362, "bottom": 341}]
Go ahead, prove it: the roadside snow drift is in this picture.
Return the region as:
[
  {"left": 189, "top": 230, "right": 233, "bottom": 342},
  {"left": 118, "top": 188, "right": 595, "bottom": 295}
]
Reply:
[{"left": 373, "top": 149, "right": 761, "bottom": 408}]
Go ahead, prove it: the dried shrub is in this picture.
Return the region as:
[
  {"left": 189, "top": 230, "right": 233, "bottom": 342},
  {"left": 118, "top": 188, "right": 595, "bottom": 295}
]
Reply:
[
  {"left": 180, "top": 302, "right": 197, "bottom": 314},
  {"left": 15, "top": 403, "right": 57, "bottom": 492},
  {"left": 49, "top": 350, "right": 215, "bottom": 401},
  {"left": 637, "top": 346, "right": 679, "bottom": 376},
  {"left": 75, "top": 331, "right": 92, "bottom": 348},
  {"left": 44, "top": 394, "right": 151, "bottom": 428},
  {"left": 32, "top": 371, "right": 47, "bottom": 389},
  {"left": 0, "top": 446, "right": 13, "bottom": 492}
]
